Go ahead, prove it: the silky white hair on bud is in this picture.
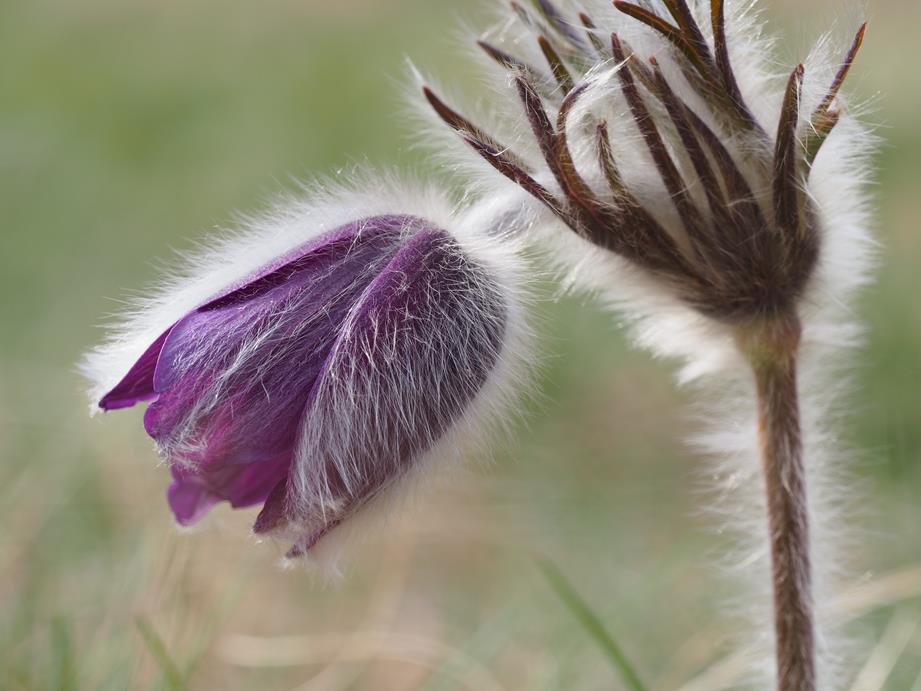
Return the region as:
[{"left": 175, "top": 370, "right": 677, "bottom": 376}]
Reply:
[
  {"left": 82, "top": 171, "right": 537, "bottom": 573},
  {"left": 83, "top": 172, "right": 525, "bottom": 405},
  {"left": 286, "top": 192, "right": 539, "bottom": 575}
]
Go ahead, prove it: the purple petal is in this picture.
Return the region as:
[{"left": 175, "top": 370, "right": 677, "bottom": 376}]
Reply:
[
  {"left": 199, "top": 215, "right": 414, "bottom": 310},
  {"left": 144, "top": 219, "right": 407, "bottom": 454},
  {"left": 98, "top": 329, "right": 171, "bottom": 410},
  {"left": 168, "top": 452, "right": 291, "bottom": 526},
  {"left": 251, "top": 477, "right": 289, "bottom": 534},
  {"left": 258, "top": 228, "right": 508, "bottom": 549},
  {"left": 138, "top": 216, "right": 419, "bottom": 523},
  {"left": 97, "top": 215, "right": 414, "bottom": 410}
]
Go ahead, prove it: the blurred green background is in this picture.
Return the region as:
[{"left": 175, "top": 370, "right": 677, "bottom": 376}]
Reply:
[{"left": 1, "top": 0, "right": 919, "bottom": 689}]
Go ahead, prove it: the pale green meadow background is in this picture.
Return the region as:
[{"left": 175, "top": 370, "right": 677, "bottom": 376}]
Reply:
[{"left": 1, "top": 0, "right": 919, "bottom": 689}]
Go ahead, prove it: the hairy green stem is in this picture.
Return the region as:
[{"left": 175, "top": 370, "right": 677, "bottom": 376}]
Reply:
[{"left": 744, "top": 315, "right": 816, "bottom": 691}]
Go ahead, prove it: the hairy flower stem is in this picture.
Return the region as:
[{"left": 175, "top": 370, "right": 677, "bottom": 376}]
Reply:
[{"left": 741, "top": 315, "right": 816, "bottom": 691}]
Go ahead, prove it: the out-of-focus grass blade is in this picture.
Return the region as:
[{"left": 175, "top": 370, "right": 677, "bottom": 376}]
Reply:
[
  {"left": 135, "top": 616, "right": 187, "bottom": 691},
  {"left": 912, "top": 664, "right": 921, "bottom": 691},
  {"left": 182, "top": 568, "right": 252, "bottom": 681},
  {"left": 51, "top": 616, "right": 76, "bottom": 691},
  {"left": 537, "top": 559, "right": 649, "bottom": 691},
  {"left": 849, "top": 607, "right": 920, "bottom": 691},
  {"left": 420, "top": 596, "right": 526, "bottom": 691}
]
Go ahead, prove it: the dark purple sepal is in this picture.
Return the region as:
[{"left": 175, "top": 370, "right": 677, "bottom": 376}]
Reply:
[
  {"left": 260, "top": 229, "right": 508, "bottom": 553},
  {"left": 98, "top": 329, "right": 172, "bottom": 410},
  {"left": 167, "top": 453, "right": 291, "bottom": 526}
]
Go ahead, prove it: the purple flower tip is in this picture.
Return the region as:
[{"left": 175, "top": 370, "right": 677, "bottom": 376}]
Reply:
[{"left": 99, "top": 215, "right": 510, "bottom": 555}]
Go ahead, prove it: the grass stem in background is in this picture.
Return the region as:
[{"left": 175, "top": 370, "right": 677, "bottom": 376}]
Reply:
[
  {"left": 538, "top": 559, "right": 648, "bottom": 691},
  {"left": 51, "top": 617, "right": 76, "bottom": 691},
  {"left": 135, "top": 616, "right": 187, "bottom": 691}
]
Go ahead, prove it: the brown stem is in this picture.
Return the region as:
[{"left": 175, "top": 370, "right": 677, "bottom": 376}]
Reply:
[{"left": 742, "top": 315, "right": 816, "bottom": 691}]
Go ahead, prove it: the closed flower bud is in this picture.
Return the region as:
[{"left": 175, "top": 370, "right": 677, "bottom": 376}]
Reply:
[{"left": 83, "top": 180, "right": 529, "bottom": 559}]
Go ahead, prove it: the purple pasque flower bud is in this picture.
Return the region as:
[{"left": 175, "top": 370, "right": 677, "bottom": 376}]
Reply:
[{"left": 84, "top": 183, "right": 528, "bottom": 559}]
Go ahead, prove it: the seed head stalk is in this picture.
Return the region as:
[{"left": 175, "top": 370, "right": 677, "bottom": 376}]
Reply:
[{"left": 740, "top": 315, "right": 815, "bottom": 690}]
